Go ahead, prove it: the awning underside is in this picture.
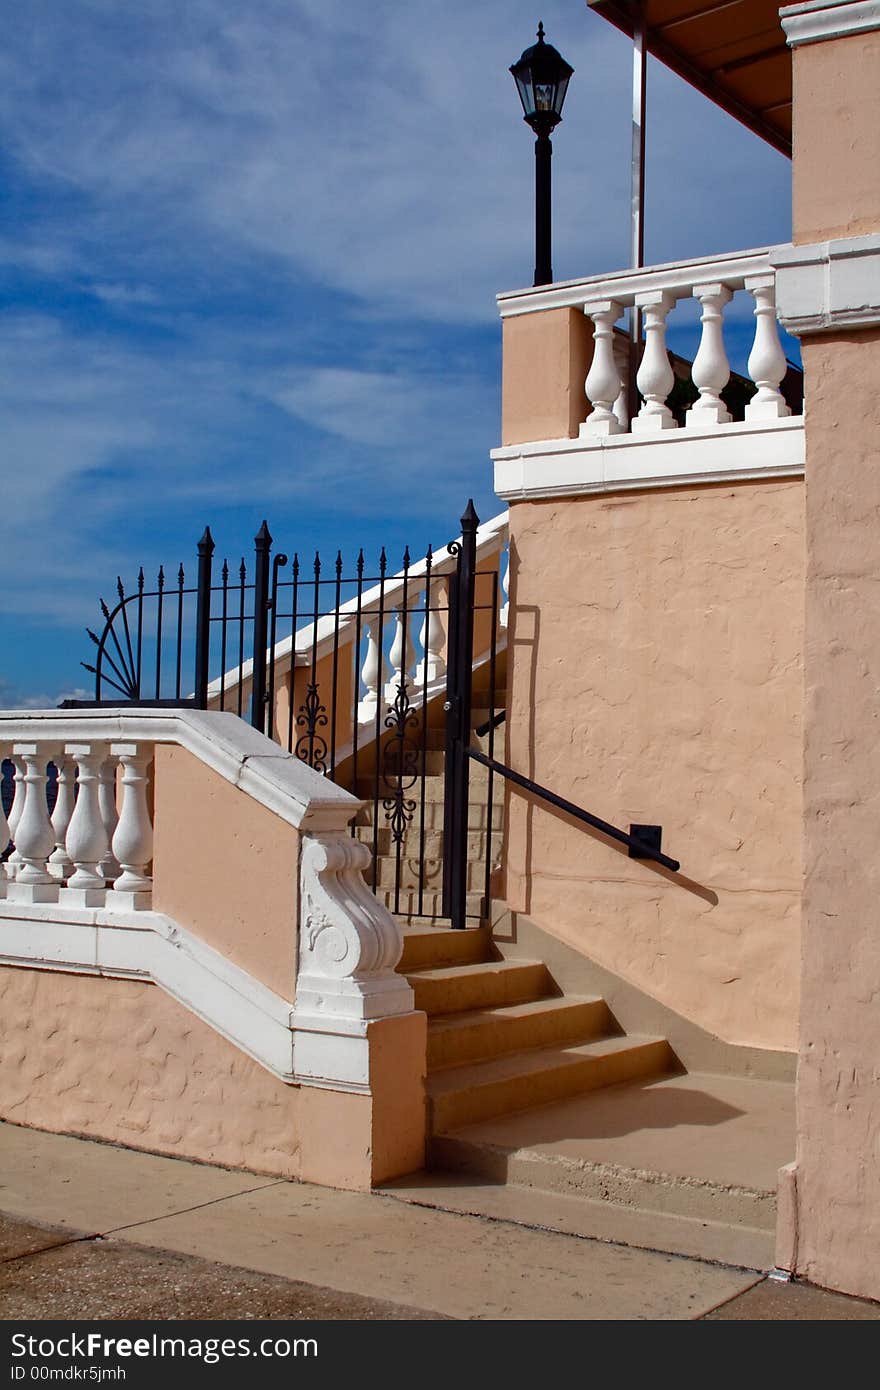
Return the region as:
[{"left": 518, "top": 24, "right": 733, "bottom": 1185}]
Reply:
[{"left": 589, "top": 1, "right": 792, "bottom": 156}]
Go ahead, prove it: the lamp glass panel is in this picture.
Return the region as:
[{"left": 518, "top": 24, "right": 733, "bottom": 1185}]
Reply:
[{"left": 514, "top": 70, "right": 534, "bottom": 117}]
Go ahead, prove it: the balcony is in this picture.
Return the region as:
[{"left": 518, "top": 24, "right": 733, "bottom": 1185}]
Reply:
[{"left": 492, "top": 245, "right": 805, "bottom": 502}]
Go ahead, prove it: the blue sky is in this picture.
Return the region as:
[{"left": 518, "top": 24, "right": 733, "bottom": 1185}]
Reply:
[{"left": 0, "top": 0, "right": 793, "bottom": 706}]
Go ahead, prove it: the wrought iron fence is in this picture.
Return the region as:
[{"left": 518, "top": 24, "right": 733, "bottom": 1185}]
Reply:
[{"left": 76, "top": 507, "right": 508, "bottom": 924}]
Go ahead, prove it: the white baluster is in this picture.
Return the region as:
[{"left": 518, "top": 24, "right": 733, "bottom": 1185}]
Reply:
[
  {"left": 687, "top": 283, "right": 733, "bottom": 427},
  {"left": 581, "top": 300, "right": 624, "bottom": 437},
  {"left": 106, "top": 744, "right": 153, "bottom": 911},
  {"left": 632, "top": 290, "right": 678, "bottom": 432},
  {"left": 386, "top": 605, "right": 416, "bottom": 704},
  {"left": 48, "top": 755, "right": 76, "bottom": 882},
  {"left": 358, "top": 621, "right": 386, "bottom": 720},
  {"left": 745, "top": 275, "right": 791, "bottom": 421},
  {"left": 7, "top": 744, "right": 58, "bottom": 904},
  {"left": 5, "top": 756, "right": 25, "bottom": 881},
  {"left": 60, "top": 744, "right": 110, "bottom": 906},
  {"left": 612, "top": 333, "right": 630, "bottom": 432},
  {"left": 97, "top": 755, "right": 121, "bottom": 884},
  {"left": 0, "top": 756, "right": 10, "bottom": 897},
  {"left": 419, "top": 577, "right": 447, "bottom": 683},
  {"left": 499, "top": 551, "right": 510, "bottom": 630}
]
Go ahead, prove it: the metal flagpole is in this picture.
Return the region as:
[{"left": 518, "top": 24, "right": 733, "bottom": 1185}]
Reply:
[{"left": 628, "top": 2, "right": 647, "bottom": 422}]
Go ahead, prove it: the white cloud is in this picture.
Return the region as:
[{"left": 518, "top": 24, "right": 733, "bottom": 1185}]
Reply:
[{"left": 0, "top": 1, "right": 791, "bottom": 323}]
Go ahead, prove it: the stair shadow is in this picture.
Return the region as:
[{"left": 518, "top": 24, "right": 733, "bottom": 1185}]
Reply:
[{"left": 460, "top": 1079, "right": 745, "bottom": 1146}]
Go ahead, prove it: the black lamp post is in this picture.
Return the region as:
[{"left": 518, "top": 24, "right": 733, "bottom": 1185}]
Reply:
[{"left": 510, "top": 22, "right": 574, "bottom": 287}]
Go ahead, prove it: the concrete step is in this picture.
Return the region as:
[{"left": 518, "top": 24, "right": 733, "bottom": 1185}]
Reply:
[
  {"left": 399, "top": 925, "right": 492, "bottom": 973},
  {"left": 427, "top": 1035, "right": 673, "bottom": 1133},
  {"left": 427, "top": 995, "right": 613, "bottom": 1070},
  {"left": 418, "top": 1070, "right": 795, "bottom": 1267},
  {"left": 405, "top": 959, "right": 553, "bottom": 1017}
]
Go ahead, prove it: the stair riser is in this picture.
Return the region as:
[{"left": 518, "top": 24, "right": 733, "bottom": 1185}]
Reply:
[
  {"left": 399, "top": 928, "right": 492, "bottom": 972},
  {"left": 409, "top": 962, "right": 552, "bottom": 1016},
  {"left": 427, "top": 999, "right": 613, "bottom": 1069},
  {"left": 429, "top": 1040, "right": 673, "bottom": 1133},
  {"left": 428, "top": 1134, "right": 777, "bottom": 1232}
]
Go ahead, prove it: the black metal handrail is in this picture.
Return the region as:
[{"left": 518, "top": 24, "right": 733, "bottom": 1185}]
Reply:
[{"left": 467, "top": 747, "right": 680, "bottom": 872}]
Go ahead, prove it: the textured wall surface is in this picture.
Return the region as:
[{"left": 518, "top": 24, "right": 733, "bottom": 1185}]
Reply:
[
  {"left": 0, "top": 966, "right": 380, "bottom": 1189},
  {"left": 797, "top": 329, "right": 880, "bottom": 1299},
  {"left": 505, "top": 479, "right": 804, "bottom": 1049},
  {"left": 501, "top": 307, "right": 593, "bottom": 445},
  {"left": 153, "top": 745, "right": 299, "bottom": 997},
  {"left": 793, "top": 30, "right": 880, "bottom": 243}
]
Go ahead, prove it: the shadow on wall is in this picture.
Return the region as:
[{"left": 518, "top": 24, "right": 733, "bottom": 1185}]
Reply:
[{"left": 505, "top": 550, "right": 717, "bottom": 915}]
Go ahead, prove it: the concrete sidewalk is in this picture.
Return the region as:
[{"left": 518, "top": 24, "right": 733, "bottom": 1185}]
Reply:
[{"left": 1, "top": 1121, "right": 877, "bottom": 1321}]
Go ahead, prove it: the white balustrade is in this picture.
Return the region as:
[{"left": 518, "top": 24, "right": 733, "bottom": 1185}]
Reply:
[
  {"left": 386, "top": 605, "right": 416, "bottom": 704},
  {"left": 633, "top": 290, "right": 677, "bottom": 432},
  {"left": 419, "top": 577, "right": 447, "bottom": 683},
  {"left": 571, "top": 250, "right": 798, "bottom": 441},
  {"left": 98, "top": 756, "right": 121, "bottom": 884},
  {"left": 107, "top": 743, "right": 153, "bottom": 909},
  {"left": 688, "top": 283, "right": 733, "bottom": 427},
  {"left": 745, "top": 275, "right": 791, "bottom": 421},
  {"left": 0, "top": 737, "right": 156, "bottom": 913},
  {"left": 0, "top": 760, "right": 10, "bottom": 898},
  {"left": 7, "top": 745, "right": 58, "bottom": 904},
  {"left": 499, "top": 553, "right": 510, "bottom": 630},
  {"left": 6, "top": 756, "right": 25, "bottom": 881},
  {"left": 582, "top": 300, "right": 624, "bottom": 436},
  {"left": 60, "top": 744, "right": 112, "bottom": 905},
  {"left": 48, "top": 755, "right": 76, "bottom": 881},
  {"left": 358, "top": 620, "right": 386, "bottom": 720}
]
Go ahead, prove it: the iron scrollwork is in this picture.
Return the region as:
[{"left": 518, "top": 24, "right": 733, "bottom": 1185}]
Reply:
[
  {"left": 295, "top": 683, "right": 329, "bottom": 773},
  {"left": 382, "top": 677, "right": 421, "bottom": 845}
]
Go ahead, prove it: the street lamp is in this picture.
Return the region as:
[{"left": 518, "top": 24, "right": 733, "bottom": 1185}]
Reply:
[{"left": 510, "top": 22, "right": 574, "bottom": 287}]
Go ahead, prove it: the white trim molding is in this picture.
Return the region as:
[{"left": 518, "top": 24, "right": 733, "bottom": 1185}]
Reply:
[
  {"left": 493, "top": 417, "right": 805, "bottom": 502},
  {"left": 780, "top": 1, "right": 880, "bottom": 46},
  {"left": 496, "top": 247, "right": 779, "bottom": 319},
  {"left": 772, "top": 234, "right": 880, "bottom": 334},
  {"left": 0, "top": 706, "right": 359, "bottom": 834},
  {"left": 0, "top": 903, "right": 300, "bottom": 1083}
]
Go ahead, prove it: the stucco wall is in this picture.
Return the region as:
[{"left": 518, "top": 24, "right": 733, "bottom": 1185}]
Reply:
[
  {"left": 796, "top": 328, "right": 880, "bottom": 1299},
  {"left": 505, "top": 479, "right": 804, "bottom": 1050},
  {"left": 501, "top": 307, "right": 593, "bottom": 445},
  {"left": 152, "top": 745, "right": 299, "bottom": 997},
  {"left": 0, "top": 965, "right": 425, "bottom": 1189},
  {"left": 792, "top": 29, "right": 880, "bottom": 243}
]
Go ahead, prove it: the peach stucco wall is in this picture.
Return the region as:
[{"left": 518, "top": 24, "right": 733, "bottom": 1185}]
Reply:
[
  {"left": 0, "top": 965, "right": 425, "bottom": 1188},
  {"left": 501, "top": 307, "right": 593, "bottom": 445},
  {"left": 505, "top": 480, "right": 804, "bottom": 1050},
  {"left": 152, "top": 745, "right": 299, "bottom": 998},
  {"left": 792, "top": 29, "right": 880, "bottom": 244},
  {"left": 795, "top": 329, "right": 880, "bottom": 1299}
]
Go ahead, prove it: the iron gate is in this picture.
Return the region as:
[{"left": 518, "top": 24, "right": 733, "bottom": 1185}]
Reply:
[{"left": 77, "top": 502, "right": 505, "bottom": 927}]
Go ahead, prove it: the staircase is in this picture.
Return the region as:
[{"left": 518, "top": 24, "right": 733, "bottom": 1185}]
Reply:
[
  {"left": 399, "top": 924, "right": 673, "bottom": 1134},
  {"left": 353, "top": 670, "right": 794, "bottom": 1272}
]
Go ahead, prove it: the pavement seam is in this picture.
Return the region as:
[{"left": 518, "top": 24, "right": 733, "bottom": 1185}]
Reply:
[
  {"left": 99, "top": 1178, "right": 290, "bottom": 1237},
  {"left": 377, "top": 1186, "right": 767, "bottom": 1278}
]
